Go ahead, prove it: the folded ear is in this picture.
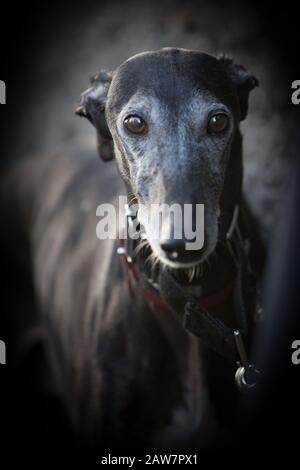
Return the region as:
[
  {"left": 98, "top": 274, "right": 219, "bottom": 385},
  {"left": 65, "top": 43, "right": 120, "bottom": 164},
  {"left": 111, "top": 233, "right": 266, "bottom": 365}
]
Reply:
[
  {"left": 76, "top": 70, "right": 114, "bottom": 161},
  {"left": 219, "top": 54, "right": 259, "bottom": 121}
]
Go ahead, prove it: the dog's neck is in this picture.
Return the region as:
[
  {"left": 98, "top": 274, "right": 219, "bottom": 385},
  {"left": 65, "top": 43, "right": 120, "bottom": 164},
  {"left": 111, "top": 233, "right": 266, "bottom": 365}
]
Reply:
[{"left": 219, "top": 128, "right": 243, "bottom": 235}]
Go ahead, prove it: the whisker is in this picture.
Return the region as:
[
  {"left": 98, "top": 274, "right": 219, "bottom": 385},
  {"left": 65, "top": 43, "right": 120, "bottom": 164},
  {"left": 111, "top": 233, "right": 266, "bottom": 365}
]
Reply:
[{"left": 132, "top": 239, "right": 149, "bottom": 257}]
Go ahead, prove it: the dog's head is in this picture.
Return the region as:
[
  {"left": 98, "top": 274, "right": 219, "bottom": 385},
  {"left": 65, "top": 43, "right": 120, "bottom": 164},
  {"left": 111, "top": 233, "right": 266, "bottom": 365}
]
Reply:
[{"left": 77, "top": 48, "right": 258, "bottom": 268}]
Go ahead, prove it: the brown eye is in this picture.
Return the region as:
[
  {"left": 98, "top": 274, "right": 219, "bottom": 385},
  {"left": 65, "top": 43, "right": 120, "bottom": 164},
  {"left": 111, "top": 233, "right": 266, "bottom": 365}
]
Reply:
[
  {"left": 123, "top": 115, "right": 147, "bottom": 134},
  {"left": 207, "top": 113, "right": 228, "bottom": 134}
]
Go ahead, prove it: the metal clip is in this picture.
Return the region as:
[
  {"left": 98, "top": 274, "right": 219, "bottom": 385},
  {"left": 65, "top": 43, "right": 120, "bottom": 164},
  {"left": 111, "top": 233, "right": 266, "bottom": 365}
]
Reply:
[
  {"left": 234, "top": 330, "right": 261, "bottom": 392},
  {"left": 121, "top": 203, "right": 140, "bottom": 263}
]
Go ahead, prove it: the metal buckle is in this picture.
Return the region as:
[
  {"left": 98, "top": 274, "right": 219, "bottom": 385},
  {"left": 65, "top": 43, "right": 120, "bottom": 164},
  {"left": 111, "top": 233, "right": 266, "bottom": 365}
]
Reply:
[
  {"left": 234, "top": 330, "right": 261, "bottom": 392},
  {"left": 117, "top": 204, "right": 138, "bottom": 263},
  {"left": 125, "top": 203, "right": 137, "bottom": 262}
]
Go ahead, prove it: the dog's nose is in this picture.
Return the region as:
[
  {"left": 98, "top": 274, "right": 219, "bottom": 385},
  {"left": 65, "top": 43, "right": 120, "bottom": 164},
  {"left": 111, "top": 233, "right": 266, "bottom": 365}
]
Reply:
[
  {"left": 160, "top": 236, "right": 206, "bottom": 264},
  {"left": 160, "top": 239, "right": 186, "bottom": 261}
]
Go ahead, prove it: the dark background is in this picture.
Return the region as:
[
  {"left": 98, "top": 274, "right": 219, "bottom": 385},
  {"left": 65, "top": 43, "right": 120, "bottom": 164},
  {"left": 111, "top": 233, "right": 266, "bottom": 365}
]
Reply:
[{"left": 0, "top": 0, "right": 299, "bottom": 455}]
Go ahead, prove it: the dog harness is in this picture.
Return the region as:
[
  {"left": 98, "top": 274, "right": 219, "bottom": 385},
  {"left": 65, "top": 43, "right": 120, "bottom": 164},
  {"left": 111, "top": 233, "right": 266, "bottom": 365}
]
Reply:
[{"left": 117, "top": 203, "right": 262, "bottom": 392}]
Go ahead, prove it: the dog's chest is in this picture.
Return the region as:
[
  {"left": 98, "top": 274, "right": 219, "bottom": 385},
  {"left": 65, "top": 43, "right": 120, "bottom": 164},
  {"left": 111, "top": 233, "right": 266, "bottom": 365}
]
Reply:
[
  {"left": 170, "top": 334, "right": 213, "bottom": 434},
  {"left": 149, "top": 306, "right": 213, "bottom": 445}
]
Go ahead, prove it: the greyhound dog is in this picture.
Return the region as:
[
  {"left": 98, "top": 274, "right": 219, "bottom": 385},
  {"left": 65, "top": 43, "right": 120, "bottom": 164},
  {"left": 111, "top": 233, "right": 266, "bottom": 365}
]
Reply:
[{"left": 0, "top": 48, "right": 264, "bottom": 449}]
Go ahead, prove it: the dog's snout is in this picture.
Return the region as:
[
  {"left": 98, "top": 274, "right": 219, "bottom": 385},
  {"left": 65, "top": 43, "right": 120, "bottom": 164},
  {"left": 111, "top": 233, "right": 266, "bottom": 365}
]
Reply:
[
  {"left": 160, "top": 236, "right": 206, "bottom": 265},
  {"left": 160, "top": 239, "right": 186, "bottom": 260}
]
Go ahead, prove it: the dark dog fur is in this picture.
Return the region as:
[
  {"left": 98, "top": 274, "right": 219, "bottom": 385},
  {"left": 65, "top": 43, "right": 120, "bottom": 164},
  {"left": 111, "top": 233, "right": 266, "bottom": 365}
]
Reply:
[{"left": 0, "top": 48, "right": 263, "bottom": 449}]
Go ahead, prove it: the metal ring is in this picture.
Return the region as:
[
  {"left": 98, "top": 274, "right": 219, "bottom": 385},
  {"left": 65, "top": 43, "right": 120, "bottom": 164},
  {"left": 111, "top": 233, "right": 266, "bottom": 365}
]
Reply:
[{"left": 235, "top": 365, "right": 261, "bottom": 392}]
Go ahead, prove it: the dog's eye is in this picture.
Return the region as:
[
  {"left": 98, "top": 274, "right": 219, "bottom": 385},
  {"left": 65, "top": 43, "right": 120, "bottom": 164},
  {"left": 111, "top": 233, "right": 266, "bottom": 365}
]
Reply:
[
  {"left": 207, "top": 113, "right": 228, "bottom": 134},
  {"left": 123, "top": 115, "right": 147, "bottom": 134}
]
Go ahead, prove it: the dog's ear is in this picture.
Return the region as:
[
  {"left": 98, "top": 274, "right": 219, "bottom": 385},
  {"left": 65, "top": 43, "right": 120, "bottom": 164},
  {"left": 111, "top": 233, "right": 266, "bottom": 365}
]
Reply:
[
  {"left": 219, "top": 54, "right": 259, "bottom": 121},
  {"left": 76, "top": 71, "right": 114, "bottom": 161}
]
